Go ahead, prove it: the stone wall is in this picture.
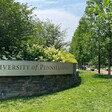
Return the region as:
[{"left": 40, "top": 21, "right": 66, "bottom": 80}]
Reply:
[{"left": 0, "top": 73, "right": 80, "bottom": 99}]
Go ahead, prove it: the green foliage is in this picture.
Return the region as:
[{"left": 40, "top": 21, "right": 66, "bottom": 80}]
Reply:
[
  {"left": 19, "top": 45, "right": 77, "bottom": 63},
  {"left": 0, "top": 71, "right": 112, "bottom": 112},
  {"left": 20, "top": 44, "right": 45, "bottom": 61},
  {"left": 70, "top": 0, "right": 112, "bottom": 70},
  {"left": 0, "top": 0, "right": 68, "bottom": 60},
  {"left": 35, "top": 20, "right": 67, "bottom": 49},
  {"left": 0, "top": 0, "right": 35, "bottom": 51},
  {"left": 70, "top": 17, "right": 92, "bottom": 66},
  {"left": 0, "top": 44, "right": 77, "bottom": 63},
  {"left": 44, "top": 46, "right": 77, "bottom": 63},
  {"left": 0, "top": 46, "right": 23, "bottom": 60}
]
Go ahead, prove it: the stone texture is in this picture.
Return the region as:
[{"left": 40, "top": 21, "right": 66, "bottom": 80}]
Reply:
[{"left": 0, "top": 73, "right": 81, "bottom": 99}]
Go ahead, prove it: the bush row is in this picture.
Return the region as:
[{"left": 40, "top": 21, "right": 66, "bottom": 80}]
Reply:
[{"left": 0, "top": 45, "right": 77, "bottom": 63}]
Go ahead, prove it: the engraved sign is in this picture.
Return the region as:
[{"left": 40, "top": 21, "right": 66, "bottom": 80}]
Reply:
[{"left": 0, "top": 61, "right": 75, "bottom": 76}]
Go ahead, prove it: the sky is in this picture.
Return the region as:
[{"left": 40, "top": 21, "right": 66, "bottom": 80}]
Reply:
[{"left": 17, "top": 0, "right": 87, "bottom": 42}]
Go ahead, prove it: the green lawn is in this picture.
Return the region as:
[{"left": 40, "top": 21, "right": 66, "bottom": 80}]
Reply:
[{"left": 0, "top": 71, "right": 112, "bottom": 112}]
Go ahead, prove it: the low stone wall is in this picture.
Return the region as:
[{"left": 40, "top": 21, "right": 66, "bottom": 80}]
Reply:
[
  {"left": 0, "top": 73, "right": 80, "bottom": 99},
  {"left": 0, "top": 61, "right": 81, "bottom": 99}
]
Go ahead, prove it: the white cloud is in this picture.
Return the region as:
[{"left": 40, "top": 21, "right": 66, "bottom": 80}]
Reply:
[
  {"left": 68, "top": 2, "right": 86, "bottom": 9},
  {"left": 34, "top": 9, "right": 80, "bottom": 41},
  {"left": 16, "top": 0, "right": 57, "bottom": 4},
  {"left": 31, "top": 0, "right": 58, "bottom": 4},
  {"left": 16, "top": 0, "right": 28, "bottom": 3},
  {"left": 16, "top": 0, "right": 82, "bottom": 41}
]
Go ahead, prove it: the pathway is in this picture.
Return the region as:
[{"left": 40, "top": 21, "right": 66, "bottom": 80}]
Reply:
[{"left": 86, "top": 68, "right": 112, "bottom": 75}]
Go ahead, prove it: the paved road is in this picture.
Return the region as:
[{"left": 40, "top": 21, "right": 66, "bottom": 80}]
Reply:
[{"left": 86, "top": 68, "right": 112, "bottom": 75}]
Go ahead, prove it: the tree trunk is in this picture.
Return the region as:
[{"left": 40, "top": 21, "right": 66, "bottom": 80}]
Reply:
[
  {"left": 98, "top": 46, "right": 100, "bottom": 74},
  {"left": 107, "top": 26, "right": 112, "bottom": 76},
  {"left": 108, "top": 43, "right": 111, "bottom": 76}
]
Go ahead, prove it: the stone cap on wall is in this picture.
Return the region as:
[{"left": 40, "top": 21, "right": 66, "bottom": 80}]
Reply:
[{"left": 0, "top": 61, "right": 76, "bottom": 76}]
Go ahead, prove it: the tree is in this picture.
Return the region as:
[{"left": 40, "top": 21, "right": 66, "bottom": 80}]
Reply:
[
  {"left": 70, "top": 0, "right": 112, "bottom": 75},
  {"left": 0, "top": 0, "right": 70, "bottom": 60},
  {"left": 35, "top": 20, "right": 67, "bottom": 49},
  {"left": 0, "top": 0, "right": 35, "bottom": 52},
  {"left": 85, "top": 0, "right": 112, "bottom": 75},
  {"left": 70, "top": 17, "right": 92, "bottom": 68}
]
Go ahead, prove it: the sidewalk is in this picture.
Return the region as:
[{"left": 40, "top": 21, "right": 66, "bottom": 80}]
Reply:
[{"left": 86, "top": 68, "right": 112, "bottom": 75}]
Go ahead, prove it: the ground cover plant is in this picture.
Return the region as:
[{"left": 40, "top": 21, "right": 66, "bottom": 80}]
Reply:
[{"left": 0, "top": 71, "right": 112, "bottom": 112}]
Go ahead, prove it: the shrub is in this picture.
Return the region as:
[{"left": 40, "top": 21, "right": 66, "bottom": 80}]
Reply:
[
  {"left": 20, "top": 44, "right": 45, "bottom": 61},
  {"left": 44, "top": 46, "right": 77, "bottom": 63},
  {"left": 0, "top": 44, "right": 77, "bottom": 63}
]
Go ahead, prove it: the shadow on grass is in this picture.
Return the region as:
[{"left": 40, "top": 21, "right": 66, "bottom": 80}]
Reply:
[
  {"left": 93, "top": 74, "right": 112, "bottom": 79},
  {"left": 0, "top": 77, "right": 82, "bottom": 102}
]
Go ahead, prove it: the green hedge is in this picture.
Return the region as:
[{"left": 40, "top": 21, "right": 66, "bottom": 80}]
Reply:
[{"left": 0, "top": 44, "right": 77, "bottom": 63}]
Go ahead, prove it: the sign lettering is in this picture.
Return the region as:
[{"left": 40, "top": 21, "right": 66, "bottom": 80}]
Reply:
[{"left": 0, "top": 61, "right": 75, "bottom": 76}]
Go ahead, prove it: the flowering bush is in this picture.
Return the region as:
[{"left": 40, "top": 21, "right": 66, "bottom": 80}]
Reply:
[
  {"left": 0, "top": 44, "right": 77, "bottom": 63},
  {"left": 20, "top": 44, "right": 45, "bottom": 61},
  {"left": 44, "top": 46, "right": 77, "bottom": 63}
]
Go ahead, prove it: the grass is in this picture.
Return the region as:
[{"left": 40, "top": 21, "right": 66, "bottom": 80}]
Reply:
[{"left": 0, "top": 71, "right": 112, "bottom": 112}]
